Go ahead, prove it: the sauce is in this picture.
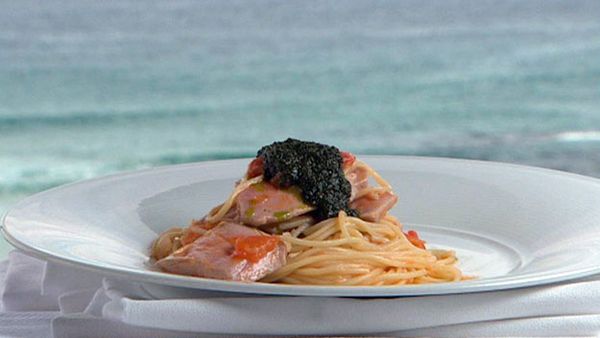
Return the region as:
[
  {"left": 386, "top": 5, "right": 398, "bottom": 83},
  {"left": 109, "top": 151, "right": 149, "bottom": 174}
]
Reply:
[{"left": 232, "top": 236, "right": 281, "bottom": 263}]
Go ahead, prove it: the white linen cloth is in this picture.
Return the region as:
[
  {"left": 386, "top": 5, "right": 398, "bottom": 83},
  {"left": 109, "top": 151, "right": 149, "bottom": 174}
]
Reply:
[{"left": 1, "top": 250, "right": 600, "bottom": 337}]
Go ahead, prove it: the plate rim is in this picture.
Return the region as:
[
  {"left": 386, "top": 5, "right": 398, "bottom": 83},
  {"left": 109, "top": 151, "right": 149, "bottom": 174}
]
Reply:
[{"left": 3, "top": 155, "right": 600, "bottom": 297}]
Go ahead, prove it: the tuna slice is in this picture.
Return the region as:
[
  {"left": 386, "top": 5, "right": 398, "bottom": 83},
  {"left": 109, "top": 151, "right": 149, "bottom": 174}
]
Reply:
[
  {"left": 236, "top": 181, "right": 314, "bottom": 226},
  {"left": 345, "top": 165, "right": 369, "bottom": 201},
  {"left": 350, "top": 191, "right": 398, "bottom": 222},
  {"left": 156, "top": 222, "right": 287, "bottom": 281}
]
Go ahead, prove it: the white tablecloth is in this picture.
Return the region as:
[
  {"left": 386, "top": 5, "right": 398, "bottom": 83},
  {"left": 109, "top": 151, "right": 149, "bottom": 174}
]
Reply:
[{"left": 1, "top": 250, "right": 600, "bottom": 337}]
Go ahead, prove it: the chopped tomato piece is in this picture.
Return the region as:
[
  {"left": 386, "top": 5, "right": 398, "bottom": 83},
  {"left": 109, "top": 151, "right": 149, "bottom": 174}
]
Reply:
[
  {"left": 246, "top": 157, "right": 264, "bottom": 178},
  {"left": 341, "top": 151, "right": 356, "bottom": 169},
  {"left": 405, "top": 230, "right": 426, "bottom": 249},
  {"left": 232, "top": 235, "right": 281, "bottom": 263}
]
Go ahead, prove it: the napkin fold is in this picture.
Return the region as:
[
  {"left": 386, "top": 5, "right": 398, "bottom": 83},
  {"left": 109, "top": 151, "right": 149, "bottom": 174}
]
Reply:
[{"left": 1, "top": 250, "right": 600, "bottom": 337}]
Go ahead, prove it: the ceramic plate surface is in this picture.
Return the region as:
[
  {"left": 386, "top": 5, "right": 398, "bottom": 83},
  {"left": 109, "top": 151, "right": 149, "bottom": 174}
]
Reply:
[{"left": 3, "top": 156, "right": 600, "bottom": 297}]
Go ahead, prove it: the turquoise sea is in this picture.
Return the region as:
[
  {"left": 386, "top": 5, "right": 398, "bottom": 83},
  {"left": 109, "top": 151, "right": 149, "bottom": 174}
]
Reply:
[{"left": 1, "top": 1, "right": 600, "bottom": 255}]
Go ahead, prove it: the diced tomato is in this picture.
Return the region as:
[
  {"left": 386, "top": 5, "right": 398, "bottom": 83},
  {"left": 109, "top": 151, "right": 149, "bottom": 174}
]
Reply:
[
  {"left": 232, "top": 235, "right": 281, "bottom": 263},
  {"left": 246, "top": 157, "right": 264, "bottom": 178},
  {"left": 405, "top": 230, "right": 426, "bottom": 249},
  {"left": 341, "top": 151, "right": 356, "bottom": 169}
]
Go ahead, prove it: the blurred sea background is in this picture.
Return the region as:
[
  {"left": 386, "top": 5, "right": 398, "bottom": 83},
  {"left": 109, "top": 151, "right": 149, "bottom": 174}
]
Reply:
[{"left": 1, "top": 0, "right": 600, "bottom": 256}]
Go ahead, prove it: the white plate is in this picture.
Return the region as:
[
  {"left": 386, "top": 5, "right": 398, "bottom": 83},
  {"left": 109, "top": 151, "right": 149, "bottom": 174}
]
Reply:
[{"left": 3, "top": 156, "right": 600, "bottom": 297}]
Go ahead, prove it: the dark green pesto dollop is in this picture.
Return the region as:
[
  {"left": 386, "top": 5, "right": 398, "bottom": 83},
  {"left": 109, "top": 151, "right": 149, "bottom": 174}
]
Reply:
[{"left": 257, "top": 138, "right": 358, "bottom": 219}]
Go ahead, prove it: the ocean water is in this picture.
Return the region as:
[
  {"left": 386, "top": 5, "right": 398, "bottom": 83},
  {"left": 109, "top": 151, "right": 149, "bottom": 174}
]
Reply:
[{"left": 1, "top": 1, "right": 600, "bottom": 255}]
